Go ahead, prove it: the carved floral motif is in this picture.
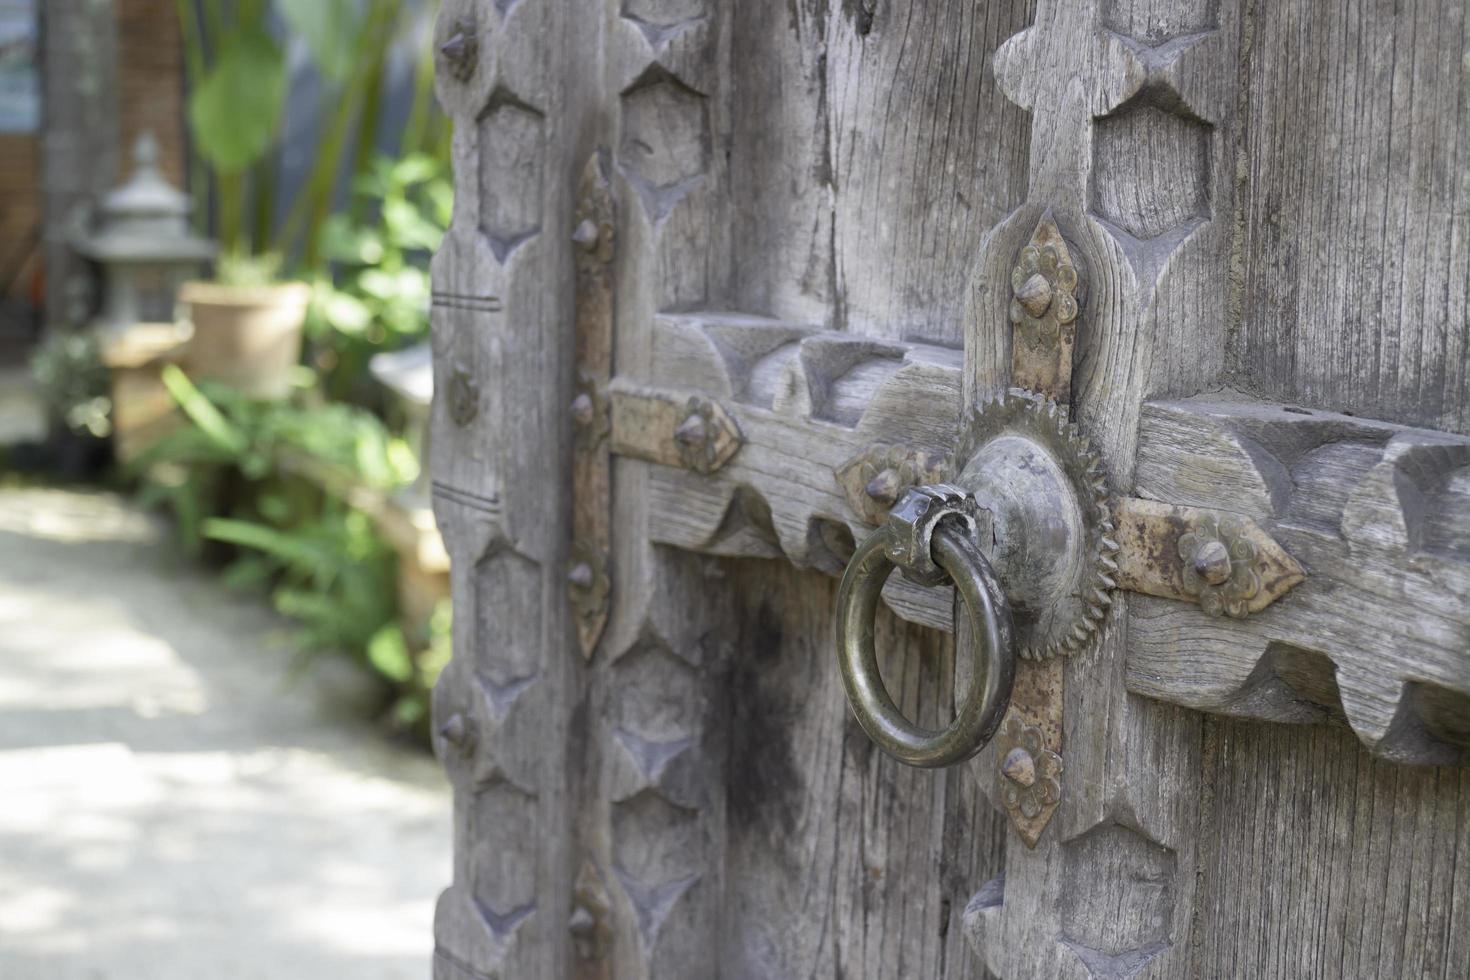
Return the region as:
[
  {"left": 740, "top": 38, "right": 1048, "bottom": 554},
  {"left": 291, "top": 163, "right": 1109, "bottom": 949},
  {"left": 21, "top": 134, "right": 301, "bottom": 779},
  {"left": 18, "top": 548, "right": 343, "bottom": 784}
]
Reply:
[
  {"left": 1178, "top": 515, "right": 1260, "bottom": 618},
  {"left": 996, "top": 715, "right": 1063, "bottom": 822},
  {"left": 1009, "top": 238, "right": 1079, "bottom": 344},
  {"left": 834, "top": 442, "right": 950, "bottom": 526}
]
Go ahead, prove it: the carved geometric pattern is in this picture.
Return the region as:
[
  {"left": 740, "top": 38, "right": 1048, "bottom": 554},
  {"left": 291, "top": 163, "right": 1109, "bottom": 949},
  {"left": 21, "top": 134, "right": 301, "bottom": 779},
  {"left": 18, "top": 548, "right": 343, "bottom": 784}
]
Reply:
[
  {"left": 618, "top": 66, "right": 710, "bottom": 224},
  {"left": 475, "top": 548, "right": 542, "bottom": 687},
  {"left": 1091, "top": 100, "right": 1211, "bottom": 242},
  {"left": 1101, "top": 0, "right": 1217, "bottom": 45},
  {"left": 480, "top": 672, "right": 538, "bottom": 722},
  {"left": 613, "top": 867, "right": 699, "bottom": 950},
  {"left": 637, "top": 312, "right": 966, "bottom": 632},
  {"left": 472, "top": 898, "right": 536, "bottom": 944},
  {"left": 614, "top": 728, "right": 696, "bottom": 786},
  {"left": 621, "top": 0, "right": 708, "bottom": 49},
  {"left": 467, "top": 781, "right": 541, "bottom": 929},
  {"left": 1059, "top": 823, "right": 1176, "bottom": 976},
  {"left": 477, "top": 89, "right": 545, "bottom": 262},
  {"left": 1129, "top": 399, "right": 1470, "bottom": 764}
]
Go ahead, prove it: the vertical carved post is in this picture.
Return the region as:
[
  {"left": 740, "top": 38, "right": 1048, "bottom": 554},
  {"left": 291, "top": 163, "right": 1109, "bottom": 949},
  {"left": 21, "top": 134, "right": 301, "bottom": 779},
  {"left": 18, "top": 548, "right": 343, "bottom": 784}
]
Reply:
[
  {"left": 426, "top": 1, "right": 595, "bottom": 977},
  {"left": 963, "top": 0, "right": 1240, "bottom": 975},
  {"left": 590, "top": 2, "right": 735, "bottom": 976}
]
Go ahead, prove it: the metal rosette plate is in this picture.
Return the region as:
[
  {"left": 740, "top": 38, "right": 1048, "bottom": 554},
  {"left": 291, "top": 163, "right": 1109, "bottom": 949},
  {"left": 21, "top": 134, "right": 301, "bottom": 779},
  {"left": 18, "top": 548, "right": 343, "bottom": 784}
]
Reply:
[{"left": 948, "top": 391, "right": 1117, "bottom": 659}]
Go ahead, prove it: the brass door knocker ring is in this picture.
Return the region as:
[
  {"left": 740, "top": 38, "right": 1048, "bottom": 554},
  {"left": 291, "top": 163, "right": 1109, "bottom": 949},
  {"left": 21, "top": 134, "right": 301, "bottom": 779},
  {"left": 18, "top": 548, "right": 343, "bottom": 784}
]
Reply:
[{"left": 836, "top": 485, "right": 1017, "bottom": 768}]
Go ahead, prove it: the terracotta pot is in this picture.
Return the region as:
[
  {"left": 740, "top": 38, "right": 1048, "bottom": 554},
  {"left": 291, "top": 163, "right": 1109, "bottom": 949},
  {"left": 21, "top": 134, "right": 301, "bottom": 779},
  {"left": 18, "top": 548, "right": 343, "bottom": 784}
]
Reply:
[{"left": 178, "top": 281, "right": 311, "bottom": 399}]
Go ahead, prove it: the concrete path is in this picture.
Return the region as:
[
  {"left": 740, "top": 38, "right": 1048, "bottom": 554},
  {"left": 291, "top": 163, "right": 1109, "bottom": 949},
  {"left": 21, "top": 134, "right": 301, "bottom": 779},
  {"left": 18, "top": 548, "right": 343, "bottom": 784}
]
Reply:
[{"left": 0, "top": 487, "right": 450, "bottom": 978}]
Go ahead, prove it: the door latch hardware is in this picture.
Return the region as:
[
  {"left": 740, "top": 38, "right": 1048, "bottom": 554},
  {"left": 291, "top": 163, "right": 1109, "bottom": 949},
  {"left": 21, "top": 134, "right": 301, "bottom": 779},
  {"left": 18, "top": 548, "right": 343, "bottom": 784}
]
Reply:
[{"left": 836, "top": 486, "right": 1017, "bottom": 768}]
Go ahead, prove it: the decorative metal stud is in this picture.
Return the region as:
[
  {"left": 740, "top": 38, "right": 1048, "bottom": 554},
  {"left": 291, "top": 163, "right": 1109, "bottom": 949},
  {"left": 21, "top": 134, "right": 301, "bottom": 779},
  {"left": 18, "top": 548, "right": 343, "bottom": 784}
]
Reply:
[
  {"left": 1179, "top": 516, "right": 1262, "bottom": 618},
  {"left": 567, "top": 542, "right": 611, "bottom": 660},
  {"left": 673, "top": 397, "right": 742, "bottom": 474},
  {"left": 993, "top": 658, "right": 1064, "bottom": 847},
  {"left": 447, "top": 367, "right": 479, "bottom": 426},
  {"left": 571, "top": 370, "right": 610, "bottom": 448},
  {"left": 1113, "top": 498, "right": 1305, "bottom": 617},
  {"left": 438, "top": 22, "right": 478, "bottom": 82},
  {"left": 835, "top": 442, "right": 951, "bottom": 526},
  {"left": 1009, "top": 209, "right": 1083, "bottom": 403}
]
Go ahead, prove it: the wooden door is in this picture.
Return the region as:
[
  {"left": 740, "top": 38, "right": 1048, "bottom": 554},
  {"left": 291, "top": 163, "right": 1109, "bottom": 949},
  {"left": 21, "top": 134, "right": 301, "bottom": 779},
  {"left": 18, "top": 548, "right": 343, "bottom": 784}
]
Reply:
[{"left": 425, "top": 1, "right": 1470, "bottom": 977}]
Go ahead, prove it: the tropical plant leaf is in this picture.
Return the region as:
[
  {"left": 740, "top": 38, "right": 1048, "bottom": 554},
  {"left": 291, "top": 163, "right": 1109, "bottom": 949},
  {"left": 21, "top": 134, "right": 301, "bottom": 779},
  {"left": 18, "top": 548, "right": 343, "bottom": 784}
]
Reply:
[
  {"left": 188, "top": 26, "right": 287, "bottom": 173},
  {"left": 366, "top": 625, "right": 414, "bottom": 683},
  {"left": 160, "top": 366, "right": 250, "bottom": 457},
  {"left": 273, "top": 0, "right": 362, "bottom": 84},
  {"left": 203, "top": 516, "right": 335, "bottom": 574}
]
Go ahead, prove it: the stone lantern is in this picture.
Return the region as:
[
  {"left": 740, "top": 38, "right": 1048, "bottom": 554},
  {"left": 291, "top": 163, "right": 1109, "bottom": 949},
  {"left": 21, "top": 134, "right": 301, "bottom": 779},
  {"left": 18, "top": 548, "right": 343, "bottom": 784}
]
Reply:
[
  {"left": 73, "top": 133, "right": 216, "bottom": 335},
  {"left": 71, "top": 133, "right": 216, "bottom": 463}
]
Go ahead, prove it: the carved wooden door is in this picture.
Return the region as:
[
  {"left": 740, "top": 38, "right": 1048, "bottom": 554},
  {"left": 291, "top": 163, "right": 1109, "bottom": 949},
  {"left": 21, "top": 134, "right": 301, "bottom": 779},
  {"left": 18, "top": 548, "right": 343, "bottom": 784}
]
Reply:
[{"left": 425, "top": 1, "right": 1470, "bottom": 977}]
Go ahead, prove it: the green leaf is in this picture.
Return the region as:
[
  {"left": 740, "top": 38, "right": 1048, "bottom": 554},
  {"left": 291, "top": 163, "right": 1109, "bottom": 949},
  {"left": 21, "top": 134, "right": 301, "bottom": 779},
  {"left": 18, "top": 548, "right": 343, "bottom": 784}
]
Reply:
[
  {"left": 188, "top": 26, "right": 287, "bottom": 173},
  {"left": 366, "top": 625, "right": 414, "bottom": 683},
  {"left": 274, "top": 0, "right": 361, "bottom": 83},
  {"left": 221, "top": 555, "right": 277, "bottom": 592},
  {"left": 160, "top": 365, "right": 249, "bottom": 456},
  {"left": 204, "top": 517, "right": 334, "bottom": 574},
  {"left": 388, "top": 153, "right": 440, "bottom": 187},
  {"left": 315, "top": 287, "right": 374, "bottom": 335}
]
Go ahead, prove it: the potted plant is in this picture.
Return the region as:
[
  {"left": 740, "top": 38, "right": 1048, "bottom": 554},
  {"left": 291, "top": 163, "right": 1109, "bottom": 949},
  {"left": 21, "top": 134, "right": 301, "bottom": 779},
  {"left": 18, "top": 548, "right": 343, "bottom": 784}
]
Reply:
[
  {"left": 180, "top": 252, "right": 310, "bottom": 399},
  {"left": 27, "top": 329, "right": 113, "bottom": 477}
]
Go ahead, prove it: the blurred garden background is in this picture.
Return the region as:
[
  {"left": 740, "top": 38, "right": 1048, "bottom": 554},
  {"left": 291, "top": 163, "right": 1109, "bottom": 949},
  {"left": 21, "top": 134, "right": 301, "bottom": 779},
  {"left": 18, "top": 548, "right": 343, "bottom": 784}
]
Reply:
[{"left": 0, "top": 1, "right": 456, "bottom": 974}]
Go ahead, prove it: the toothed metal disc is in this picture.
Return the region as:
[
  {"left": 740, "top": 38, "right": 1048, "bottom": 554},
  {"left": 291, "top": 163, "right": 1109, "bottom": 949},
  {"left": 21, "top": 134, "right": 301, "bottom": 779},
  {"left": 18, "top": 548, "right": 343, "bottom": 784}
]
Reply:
[{"left": 948, "top": 391, "right": 1117, "bottom": 659}]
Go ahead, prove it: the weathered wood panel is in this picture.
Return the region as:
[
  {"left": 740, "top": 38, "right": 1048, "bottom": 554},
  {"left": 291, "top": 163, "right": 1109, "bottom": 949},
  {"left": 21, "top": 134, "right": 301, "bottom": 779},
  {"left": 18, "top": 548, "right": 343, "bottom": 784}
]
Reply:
[
  {"left": 1128, "top": 399, "right": 1470, "bottom": 764},
  {"left": 1189, "top": 718, "right": 1470, "bottom": 980},
  {"left": 428, "top": 1, "right": 1470, "bottom": 978},
  {"left": 963, "top": 0, "right": 1241, "bottom": 972},
  {"left": 827, "top": 0, "right": 1034, "bottom": 345},
  {"left": 428, "top": 0, "right": 596, "bottom": 976},
  {"left": 720, "top": 557, "right": 1002, "bottom": 979},
  {"left": 1231, "top": 0, "right": 1470, "bottom": 435}
]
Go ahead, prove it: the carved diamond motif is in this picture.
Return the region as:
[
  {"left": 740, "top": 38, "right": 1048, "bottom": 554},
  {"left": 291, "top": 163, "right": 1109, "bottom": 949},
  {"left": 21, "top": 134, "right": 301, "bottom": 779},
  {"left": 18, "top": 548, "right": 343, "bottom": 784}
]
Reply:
[
  {"left": 619, "top": 67, "right": 709, "bottom": 223},
  {"left": 1091, "top": 101, "right": 1211, "bottom": 242},
  {"left": 477, "top": 90, "right": 545, "bottom": 262}
]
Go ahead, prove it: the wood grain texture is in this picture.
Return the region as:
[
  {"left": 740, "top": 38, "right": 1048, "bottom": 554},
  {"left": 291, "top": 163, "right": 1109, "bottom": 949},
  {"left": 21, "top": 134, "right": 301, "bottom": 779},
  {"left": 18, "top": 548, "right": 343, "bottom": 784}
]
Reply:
[
  {"left": 826, "top": 0, "right": 1034, "bottom": 345},
  {"left": 1188, "top": 717, "right": 1470, "bottom": 980},
  {"left": 427, "top": 0, "right": 594, "bottom": 976},
  {"left": 717, "top": 557, "right": 1005, "bottom": 980},
  {"left": 1229, "top": 0, "right": 1470, "bottom": 435},
  {"left": 428, "top": 0, "right": 1470, "bottom": 977},
  {"left": 1128, "top": 398, "right": 1470, "bottom": 764},
  {"left": 964, "top": 0, "right": 1242, "bottom": 974},
  {"left": 593, "top": 2, "right": 738, "bottom": 976}
]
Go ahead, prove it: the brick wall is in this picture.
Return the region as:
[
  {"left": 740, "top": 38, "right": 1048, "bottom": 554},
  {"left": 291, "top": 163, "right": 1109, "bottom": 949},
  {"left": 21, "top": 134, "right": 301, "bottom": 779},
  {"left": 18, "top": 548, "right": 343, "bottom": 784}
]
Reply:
[
  {"left": 116, "top": 0, "right": 185, "bottom": 189},
  {"left": 1, "top": 0, "right": 185, "bottom": 305}
]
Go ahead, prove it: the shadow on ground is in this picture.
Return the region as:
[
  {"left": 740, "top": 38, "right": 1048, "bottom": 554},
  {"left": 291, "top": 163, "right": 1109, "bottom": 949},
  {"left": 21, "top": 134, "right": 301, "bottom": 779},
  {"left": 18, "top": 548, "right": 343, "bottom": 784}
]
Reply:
[{"left": 0, "top": 487, "right": 450, "bottom": 979}]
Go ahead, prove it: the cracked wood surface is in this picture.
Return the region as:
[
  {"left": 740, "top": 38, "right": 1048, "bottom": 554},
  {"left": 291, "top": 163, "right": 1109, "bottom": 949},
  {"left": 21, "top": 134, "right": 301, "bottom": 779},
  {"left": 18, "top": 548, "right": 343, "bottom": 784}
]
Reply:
[{"left": 428, "top": 0, "right": 1470, "bottom": 977}]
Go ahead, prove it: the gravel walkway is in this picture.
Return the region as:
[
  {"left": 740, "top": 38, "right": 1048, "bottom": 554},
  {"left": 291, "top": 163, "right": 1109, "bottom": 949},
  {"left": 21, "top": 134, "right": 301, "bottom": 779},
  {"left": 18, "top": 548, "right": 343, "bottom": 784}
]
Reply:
[{"left": 0, "top": 487, "right": 449, "bottom": 979}]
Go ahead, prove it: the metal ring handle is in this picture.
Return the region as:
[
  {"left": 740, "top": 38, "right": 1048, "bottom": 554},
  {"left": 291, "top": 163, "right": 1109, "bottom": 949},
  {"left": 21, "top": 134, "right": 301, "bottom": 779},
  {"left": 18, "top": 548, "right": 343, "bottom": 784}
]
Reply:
[{"left": 836, "top": 511, "right": 1017, "bottom": 769}]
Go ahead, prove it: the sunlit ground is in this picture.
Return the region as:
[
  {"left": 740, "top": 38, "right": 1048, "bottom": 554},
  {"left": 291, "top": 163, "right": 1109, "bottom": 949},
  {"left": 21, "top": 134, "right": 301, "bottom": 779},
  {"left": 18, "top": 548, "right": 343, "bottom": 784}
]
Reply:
[{"left": 0, "top": 487, "right": 450, "bottom": 979}]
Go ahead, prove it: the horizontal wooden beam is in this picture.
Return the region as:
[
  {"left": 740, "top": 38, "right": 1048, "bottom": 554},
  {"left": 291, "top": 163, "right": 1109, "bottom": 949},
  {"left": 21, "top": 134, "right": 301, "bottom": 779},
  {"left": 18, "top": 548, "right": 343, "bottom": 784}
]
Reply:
[
  {"left": 617, "top": 312, "right": 965, "bottom": 628},
  {"left": 1128, "top": 398, "right": 1470, "bottom": 764},
  {"left": 607, "top": 318, "right": 1470, "bottom": 764}
]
